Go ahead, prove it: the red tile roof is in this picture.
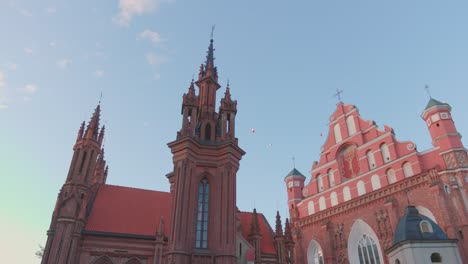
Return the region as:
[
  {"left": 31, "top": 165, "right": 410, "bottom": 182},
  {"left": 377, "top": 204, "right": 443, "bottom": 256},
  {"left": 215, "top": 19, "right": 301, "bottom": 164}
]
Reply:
[
  {"left": 85, "top": 184, "right": 172, "bottom": 236},
  {"left": 239, "top": 211, "right": 277, "bottom": 254}
]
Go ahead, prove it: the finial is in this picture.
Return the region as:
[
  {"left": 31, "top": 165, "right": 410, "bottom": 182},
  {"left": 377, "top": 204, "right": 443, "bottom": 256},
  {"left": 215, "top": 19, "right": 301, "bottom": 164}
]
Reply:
[
  {"left": 292, "top": 155, "right": 296, "bottom": 168},
  {"left": 227, "top": 78, "right": 229, "bottom": 87},
  {"left": 425, "top": 84, "right": 432, "bottom": 99},
  {"left": 99, "top": 91, "right": 103, "bottom": 104},
  {"left": 333, "top": 89, "right": 343, "bottom": 102},
  {"left": 210, "top": 24, "right": 216, "bottom": 40},
  {"left": 191, "top": 73, "right": 194, "bottom": 82}
]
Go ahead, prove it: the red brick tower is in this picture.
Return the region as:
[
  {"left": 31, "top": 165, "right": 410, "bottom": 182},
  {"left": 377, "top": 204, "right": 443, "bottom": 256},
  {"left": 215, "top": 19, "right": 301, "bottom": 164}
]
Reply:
[
  {"left": 42, "top": 104, "right": 107, "bottom": 264},
  {"left": 166, "top": 37, "right": 245, "bottom": 264}
]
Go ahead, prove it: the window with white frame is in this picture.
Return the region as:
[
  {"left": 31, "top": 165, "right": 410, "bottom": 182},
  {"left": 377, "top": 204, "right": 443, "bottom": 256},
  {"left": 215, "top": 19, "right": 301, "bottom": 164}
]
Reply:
[{"left": 357, "top": 234, "right": 381, "bottom": 264}]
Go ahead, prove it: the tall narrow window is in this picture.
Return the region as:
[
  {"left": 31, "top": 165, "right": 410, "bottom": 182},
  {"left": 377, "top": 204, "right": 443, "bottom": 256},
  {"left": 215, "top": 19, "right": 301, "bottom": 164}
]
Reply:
[
  {"left": 366, "top": 150, "right": 376, "bottom": 170},
  {"left": 386, "top": 169, "right": 396, "bottom": 184},
  {"left": 402, "top": 162, "right": 413, "bottom": 177},
  {"left": 196, "top": 178, "right": 209, "bottom": 248},
  {"left": 205, "top": 123, "right": 212, "bottom": 140},
  {"left": 317, "top": 175, "right": 324, "bottom": 192},
  {"left": 380, "top": 143, "right": 391, "bottom": 163},
  {"left": 308, "top": 201, "right": 315, "bottom": 215},
  {"left": 346, "top": 116, "right": 356, "bottom": 136},
  {"left": 334, "top": 123, "right": 342, "bottom": 143},
  {"left": 357, "top": 234, "right": 381, "bottom": 264},
  {"left": 371, "top": 175, "right": 381, "bottom": 190},
  {"left": 330, "top": 192, "right": 338, "bottom": 206},
  {"left": 319, "top": 196, "right": 326, "bottom": 211},
  {"left": 328, "top": 169, "right": 335, "bottom": 187},
  {"left": 343, "top": 186, "right": 351, "bottom": 201}
]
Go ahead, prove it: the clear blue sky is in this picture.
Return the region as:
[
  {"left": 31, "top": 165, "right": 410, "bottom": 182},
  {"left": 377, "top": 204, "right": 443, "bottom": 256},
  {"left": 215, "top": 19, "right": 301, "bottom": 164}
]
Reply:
[{"left": 1, "top": 1, "right": 468, "bottom": 263}]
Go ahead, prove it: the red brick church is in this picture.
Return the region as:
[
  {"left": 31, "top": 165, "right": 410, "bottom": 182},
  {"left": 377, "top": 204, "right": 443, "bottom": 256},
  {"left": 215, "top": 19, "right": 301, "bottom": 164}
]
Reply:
[
  {"left": 41, "top": 38, "right": 293, "bottom": 264},
  {"left": 41, "top": 37, "right": 468, "bottom": 264},
  {"left": 285, "top": 98, "right": 468, "bottom": 263}
]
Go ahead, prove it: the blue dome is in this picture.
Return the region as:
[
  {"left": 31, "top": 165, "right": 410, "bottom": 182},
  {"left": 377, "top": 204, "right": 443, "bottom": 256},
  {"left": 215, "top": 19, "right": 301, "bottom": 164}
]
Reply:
[{"left": 392, "top": 206, "right": 448, "bottom": 245}]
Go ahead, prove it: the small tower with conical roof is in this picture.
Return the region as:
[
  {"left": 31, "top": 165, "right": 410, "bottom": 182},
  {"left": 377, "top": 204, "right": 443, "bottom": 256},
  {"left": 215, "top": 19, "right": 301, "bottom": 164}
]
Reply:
[{"left": 284, "top": 168, "right": 306, "bottom": 222}]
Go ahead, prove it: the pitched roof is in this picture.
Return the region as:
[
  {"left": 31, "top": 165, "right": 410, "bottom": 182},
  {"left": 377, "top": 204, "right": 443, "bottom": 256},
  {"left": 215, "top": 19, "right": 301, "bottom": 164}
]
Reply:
[
  {"left": 85, "top": 184, "right": 172, "bottom": 236},
  {"left": 286, "top": 168, "right": 305, "bottom": 177},
  {"left": 424, "top": 98, "right": 450, "bottom": 111},
  {"left": 239, "top": 211, "right": 277, "bottom": 254}
]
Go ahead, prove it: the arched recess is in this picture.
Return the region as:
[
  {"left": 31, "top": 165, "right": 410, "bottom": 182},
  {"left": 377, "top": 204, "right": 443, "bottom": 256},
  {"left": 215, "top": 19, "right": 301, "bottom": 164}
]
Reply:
[
  {"left": 334, "top": 123, "right": 342, "bottom": 143},
  {"left": 343, "top": 186, "right": 351, "bottom": 202},
  {"left": 357, "top": 181, "right": 366, "bottom": 196},
  {"left": 386, "top": 168, "right": 396, "bottom": 184},
  {"left": 330, "top": 192, "right": 338, "bottom": 206},
  {"left": 348, "top": 219, "right": 384, "bottom": 264},
  {"left": 124, "top": 258, "right": 142, "bottom": 264},
  {"left": 91, "top": 256, "right": 114, "bottom": 264},
  {"left": 319, "top": 197, "right": 326, "bottom": 211},
  {"left": 308, "top": 201, "right": 315, "bottom": 215},
  {"left": 307, "top": 240, "right": 324, "bottom": 264},
  {"left": 402, "top": 162, "right": 414, "bottom": 177},
  {"left": 346, "top": 115, "right": 356, "bottom": 136},
  {"left": 415, "top": 206, "right": 438, "bottom": 223},
  {"left": 371, "top": 175, "right": 381, "bottom": 190}
]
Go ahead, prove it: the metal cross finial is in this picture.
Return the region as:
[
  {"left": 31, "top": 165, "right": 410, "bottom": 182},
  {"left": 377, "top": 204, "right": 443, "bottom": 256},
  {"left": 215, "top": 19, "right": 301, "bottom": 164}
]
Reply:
[
  {"left": 210, "top": 25, "right": 216, "bottom": 40},
  {"left": 99, "top": 91, "right": 103, "bottom": 104},
  {"left": 425, "top": 84, "right": 432, "bottom": 99},
  {"left": 292, "top": 155, "right": 296, "bottom": 168},
  {"left": 333, "top": 89, "right": 343, "bottom": 102}
]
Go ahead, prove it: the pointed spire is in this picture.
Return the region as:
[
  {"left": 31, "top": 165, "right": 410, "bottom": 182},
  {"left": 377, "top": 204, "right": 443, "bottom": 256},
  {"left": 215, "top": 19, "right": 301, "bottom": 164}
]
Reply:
[
  {"left": 275, "top": 211, "right": 283, "bottom": 236},
  {"left": 200, "top": 26, "right": 218, "bottom": 81},
  {"left": 77, "top": 121, "right": 85, "bottom": 142},
  {"left": 98, "top": 125, "right": 105, "bottom": 145},
  {"left": 250, "top": 208, "right": 261, "bottom": 236},
  {"left": 85, "top": 104, "right": 101, "bottom": 141},
  {"left": 224, "top": 82, "right": 231, "bottom": 101},
  {"left": 284, "top": 218, "right": 292, "bottom": 241},
  {"left": 188, "top": 78, "right": 196, "bottom": 97}
]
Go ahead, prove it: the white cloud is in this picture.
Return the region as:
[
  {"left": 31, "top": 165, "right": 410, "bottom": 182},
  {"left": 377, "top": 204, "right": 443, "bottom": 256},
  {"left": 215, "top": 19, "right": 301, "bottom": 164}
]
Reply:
[
  {"left": 19, "top": 9, "right": 33, "bottom": 17},
  {"left": 94, "top": 70, "right": 104, "bottom": 77},
  {"left": 45, "top": 6, "right": 57, "bottom": 14},
  {"left": 146, "top": 53, "right": 166, "bottom": 66},
  {"left": 22, "top": 84, "right": 38, "bottom": 94},
  {"left": 140, "top": 30, "right": 164, "bottom": 46},
  {"left": 24, "top": 48, "right": 33, "bottom": 54},
  {"left": 56, "top": 59, "right": 72, "bottom": 69},
  {"left": 113, "top": 0, "right": 172, "bottom": 26}
]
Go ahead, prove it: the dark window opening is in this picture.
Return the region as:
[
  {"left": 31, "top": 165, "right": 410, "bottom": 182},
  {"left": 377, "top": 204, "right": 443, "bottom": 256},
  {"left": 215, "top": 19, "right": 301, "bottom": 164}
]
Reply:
[
  {"left": 195, "top": 178, "right": 209, "bottom": 249},
  {"left": 205, "top": 123, "right": 212, "bottom": 140},
  {"left": 431, "top": 253, "right": 442, "bottom": 263},
  {"left": 188, "top": 109, "right": 192, "bottom": 124},
  {"left": 79, "top": 151, "right": 87, "bottom": 173},
  {"left": 436, "top": 123, "right": 440, "bottom": 127},
  {"left": 239, "top": 243, "right": 242, "bottom": 256}
]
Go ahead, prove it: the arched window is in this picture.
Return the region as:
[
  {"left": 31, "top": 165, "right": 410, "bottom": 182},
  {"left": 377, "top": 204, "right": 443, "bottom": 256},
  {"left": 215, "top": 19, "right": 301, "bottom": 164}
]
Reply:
[
  {"left": 317, "top": 175, "right": 324, "bottom": 192},
  {"left": 346, "top": 116, "right": 356, "bottom": 136},
  {"left": 431, "top": 253, "right": 442, "bottom": 263},
  {"left": 366, "top": 150, "right": 376, "bottom": 170},
  {"left": 357, "top": 234, "right": 381, "bottom": 264},
  {"left": 357, "top": 181, "right": 366, "bottom": 196},
  {"left": 328, "top": 169, "right": 335, "bottom": 187},
  {"left": 402, "top": 162, "right": 413, "bottom": 177},
  {"left": 308, "top": 201, "right": 315, "bottom": 215},
  {"left": 420, "top": 220, "right": 433, "bottom": 233},
  {"left": 348, "top": 219, "right": 384, "bottom": 264},
  {"left": 386, "top": 169, "right": 396, "bottom": 184},
  {"left": 307, "top": 240, "right": 324, "bottom": 264},
  {"left": 371, "top": 175, "right": 381, "bottom": 190},
  {"left": 196, "top": 178, "right": 209, "bottom": 248},
  {"left": 204, "top": 123, "right": 212, "bottom": 140},
  {"left": 330, "top": 192, "right": 338, "bottom": 206},
  {"left": 319, "top": 197, "right": 326, "bottom": 211},
  {"left": 343, "top": 186, "right": 351, "bottom": 201},
  {"left": 334, "top": 123, "right": 342, "bottom": 143},
  {"left": 380, "top": 143, "right": 391, "bottom": 163}
]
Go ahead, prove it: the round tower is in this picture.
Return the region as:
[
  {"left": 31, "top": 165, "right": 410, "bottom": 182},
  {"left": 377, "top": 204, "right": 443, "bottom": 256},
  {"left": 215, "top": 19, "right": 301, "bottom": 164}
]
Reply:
[
  {"left": 421, "top": 98, "right": 464, "bottom": 150},
  {"left": 284, "top": 168, "right": 306, "bottom": 221}
]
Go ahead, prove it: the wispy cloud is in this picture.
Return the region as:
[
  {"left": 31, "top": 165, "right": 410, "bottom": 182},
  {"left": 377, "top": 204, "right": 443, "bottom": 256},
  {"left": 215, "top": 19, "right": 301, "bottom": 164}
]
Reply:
[
  {"left": 19, "top": 8, "right": 33, "bottom": 17},
  {"left": 94, "top": 70, "right": 105, "bottom": 77},
  {"left": 56, "top": 59, "right": 72, "bottom": 69},
  {"left": 113, "top": 0, "right": 173, "bottom": 26},
  {"left": 22, "top": 84, "right": 39, "bottom": 94},
  {"left": 45, "top": 6, "right": 57, "bottom": 14},
  {"left": 146, "top": 53, "right": 167, "bottom": 66},
  {"left": 140, "top": 29, "right": 164, "bottom": 46},
  {"left": 24, "top": 48, "right": 34, "bottom": 54}
]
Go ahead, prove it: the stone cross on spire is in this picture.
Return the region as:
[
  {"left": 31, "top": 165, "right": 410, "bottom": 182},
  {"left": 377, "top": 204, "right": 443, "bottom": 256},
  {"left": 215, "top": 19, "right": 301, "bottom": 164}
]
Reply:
[{"left": 333, "top": 89, "right": 344, "bottom": 102}]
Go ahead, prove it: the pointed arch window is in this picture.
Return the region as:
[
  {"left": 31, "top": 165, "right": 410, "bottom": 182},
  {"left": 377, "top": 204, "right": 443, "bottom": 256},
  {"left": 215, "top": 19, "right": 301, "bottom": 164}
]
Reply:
[
  {"left": 357, "top": 234, "right": 381, "bottom": 264},
  {"left": 196, "top": 178, "right": 209, "bottom": 248}
]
